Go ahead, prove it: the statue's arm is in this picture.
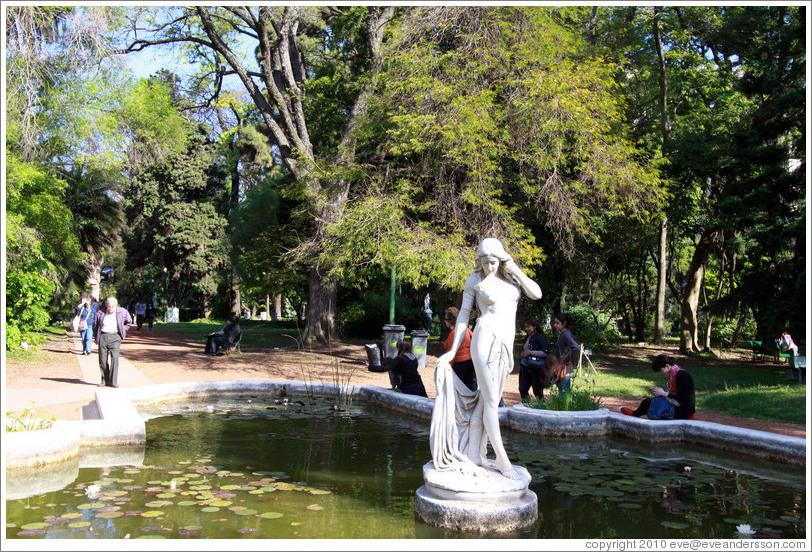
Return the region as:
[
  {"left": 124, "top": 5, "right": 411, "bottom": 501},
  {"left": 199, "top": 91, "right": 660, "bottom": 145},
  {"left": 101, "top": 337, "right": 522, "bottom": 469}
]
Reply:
[{"left": 504, "top": 260, "right": 542, "bottom": 300}]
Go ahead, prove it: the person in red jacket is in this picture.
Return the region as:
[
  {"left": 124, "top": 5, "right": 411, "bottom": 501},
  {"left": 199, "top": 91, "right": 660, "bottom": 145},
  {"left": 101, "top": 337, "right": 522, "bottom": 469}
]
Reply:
[{"left": 443, "top": 307, "right": 476, "bottom": 391}]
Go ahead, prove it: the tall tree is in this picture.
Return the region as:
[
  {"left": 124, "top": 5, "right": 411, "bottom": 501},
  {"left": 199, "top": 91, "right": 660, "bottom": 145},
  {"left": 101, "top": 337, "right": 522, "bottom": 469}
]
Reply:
[
  {"left": 119, "top": 5, "right": 397, "bottom": 342},
  {"left": 314, "top": 7, "right": 663, "bottom": 292}
]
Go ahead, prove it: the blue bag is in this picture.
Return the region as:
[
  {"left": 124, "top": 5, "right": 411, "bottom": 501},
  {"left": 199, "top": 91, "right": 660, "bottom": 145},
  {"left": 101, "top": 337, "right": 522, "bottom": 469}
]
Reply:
[{"left": 648, "top": 397, "right": 675, "bottom": 420}]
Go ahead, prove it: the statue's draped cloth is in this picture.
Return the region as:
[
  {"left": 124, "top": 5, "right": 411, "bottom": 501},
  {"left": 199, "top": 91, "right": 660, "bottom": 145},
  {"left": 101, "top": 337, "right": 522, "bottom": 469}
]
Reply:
[{"left": 430, "top": 320, "right": 513, "bottom": 470}]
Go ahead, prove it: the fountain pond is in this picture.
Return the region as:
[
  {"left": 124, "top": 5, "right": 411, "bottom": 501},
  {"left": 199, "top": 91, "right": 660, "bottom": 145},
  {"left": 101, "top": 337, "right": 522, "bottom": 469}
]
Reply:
[{"left": 5, "top": 395, "right": 806, "bottom": 539}]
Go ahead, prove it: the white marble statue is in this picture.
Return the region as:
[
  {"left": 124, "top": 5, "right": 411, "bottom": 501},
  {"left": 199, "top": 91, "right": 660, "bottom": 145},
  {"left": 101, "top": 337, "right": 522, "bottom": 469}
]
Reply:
[{"left": 432, "top": 238, "right": 542, "bottom": 480}]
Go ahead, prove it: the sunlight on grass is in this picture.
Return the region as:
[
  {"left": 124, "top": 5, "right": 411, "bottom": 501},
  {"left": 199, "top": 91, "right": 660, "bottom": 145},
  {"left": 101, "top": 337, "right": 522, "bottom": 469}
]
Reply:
[{"left": 699, "top": 384, "right": 805, "bottom": 425}]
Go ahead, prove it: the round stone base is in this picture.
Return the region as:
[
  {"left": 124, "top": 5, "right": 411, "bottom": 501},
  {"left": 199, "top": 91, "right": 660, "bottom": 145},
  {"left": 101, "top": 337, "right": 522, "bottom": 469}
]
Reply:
[{"left": 415, "top": 462, "right": 538, "bottom": 533}]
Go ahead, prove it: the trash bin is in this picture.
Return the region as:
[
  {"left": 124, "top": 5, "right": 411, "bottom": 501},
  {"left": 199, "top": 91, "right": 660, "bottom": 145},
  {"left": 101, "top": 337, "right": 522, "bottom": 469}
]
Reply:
[
  {"left": 410, "top": 330, "right": 430, "bottom": 368},
  {"left": 365, "top": 343, "right": 386, "bottom": 372},
  {"left": 382, "top": 324, "right": 406, "bottom": 359}
]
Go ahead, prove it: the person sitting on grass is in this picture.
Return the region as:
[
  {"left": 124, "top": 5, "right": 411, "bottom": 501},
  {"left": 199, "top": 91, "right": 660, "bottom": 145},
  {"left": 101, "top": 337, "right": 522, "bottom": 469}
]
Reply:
[
  {"left": 205, "top": 315, "right": 241, "bottom": 356},
  {"left": 619, "top": 353, "right": 695, "bottom": 420}
]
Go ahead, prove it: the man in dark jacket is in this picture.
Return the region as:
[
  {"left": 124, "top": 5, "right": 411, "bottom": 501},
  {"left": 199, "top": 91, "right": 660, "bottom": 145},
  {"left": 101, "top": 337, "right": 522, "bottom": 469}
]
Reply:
[
  {"left": 92, "top": 297, "right": 133, "bottom": 387},
  {"left": 205, "top": 315, "right": 241, "bottom": 355}
]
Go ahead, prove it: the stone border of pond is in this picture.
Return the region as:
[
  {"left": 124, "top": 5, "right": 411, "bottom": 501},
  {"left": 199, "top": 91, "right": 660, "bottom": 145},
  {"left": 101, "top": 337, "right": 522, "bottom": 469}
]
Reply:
[{"left": 5, "top": 380, "right": 805, "bottom": 475}]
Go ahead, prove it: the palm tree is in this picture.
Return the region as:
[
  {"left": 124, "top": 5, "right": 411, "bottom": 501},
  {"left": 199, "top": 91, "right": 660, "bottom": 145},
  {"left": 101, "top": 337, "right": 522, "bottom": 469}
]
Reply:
[{"left": 64, "top": 163, "right": 122, "bottom": 293}]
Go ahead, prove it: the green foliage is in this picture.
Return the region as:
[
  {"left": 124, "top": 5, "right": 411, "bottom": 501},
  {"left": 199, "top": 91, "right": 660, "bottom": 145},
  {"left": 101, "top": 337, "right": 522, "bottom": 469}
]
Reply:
[
  {"left": 122, "top": 127, "right": 230, "bottom": 316},
  {"left": 338, "top": 291, "right": 426, "bottom": 339},
  {"left": 523, "top": 379, "right": 603, "bottom": 411},
  {"left": 5, "top": 150, "right": 83, "bottom": 273},
  {"left": 5, "top": 407, "right": 56, "bottom": 432},
  {"left": 565, "top": 304, "right": 622, "bottom": 349}
]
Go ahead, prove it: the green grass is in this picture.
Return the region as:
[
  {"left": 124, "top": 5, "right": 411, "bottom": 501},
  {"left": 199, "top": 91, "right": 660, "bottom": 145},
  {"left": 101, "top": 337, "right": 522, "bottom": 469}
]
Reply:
[
  {"left": 697, "top": 384, "right": 805, "bottom": 425},
  {"left": 153, "top": 319, "right": 304, "bottom": 348}
]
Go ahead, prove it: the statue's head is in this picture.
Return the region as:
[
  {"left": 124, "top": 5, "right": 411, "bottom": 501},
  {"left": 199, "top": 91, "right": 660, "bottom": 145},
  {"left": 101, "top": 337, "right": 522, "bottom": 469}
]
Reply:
[{"left": 474, "top": 238, "right": 510, "bottom": 275}]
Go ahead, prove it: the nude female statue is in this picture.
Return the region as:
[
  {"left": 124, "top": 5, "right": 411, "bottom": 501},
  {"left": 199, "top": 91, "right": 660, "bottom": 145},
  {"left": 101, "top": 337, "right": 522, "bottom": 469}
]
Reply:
[{"left": 432, "top": 238, "right": 542, "bottom": 479}]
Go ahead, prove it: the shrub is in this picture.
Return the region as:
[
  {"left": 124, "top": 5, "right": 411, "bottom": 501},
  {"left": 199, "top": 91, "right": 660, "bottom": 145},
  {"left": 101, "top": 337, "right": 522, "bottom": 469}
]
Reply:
[
  {"left": 566, "top": 304, "right": 622, "bottom": 349},
  {"left": 522, "top": 378, "right": 603, "bottom": 411}
]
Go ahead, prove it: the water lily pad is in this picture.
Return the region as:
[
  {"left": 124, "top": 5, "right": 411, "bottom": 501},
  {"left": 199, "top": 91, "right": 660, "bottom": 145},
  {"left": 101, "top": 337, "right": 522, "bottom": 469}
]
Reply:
[
  {"left": 77, "top": 502, "right": 105, "bottom": 510},
  {"left": 259, "top": 511, "right": 283, "bottom": 519},
  {"left": 135, "top": 535, "right": 166, "bottom": 539},
  {"left": 125, "top": 511, "right": 143, "bottom": 516},
  {"left": 220, "top": 485, "right": 241, "bottom": 490},
  {"left": 122, "top": 485, "right": 143, "bottom": 490},
  {"left": 104, "top": 490, "right": 129, "bottom": 497},
  {"left": 20, "top": 522, "right": 49, "bottom": 530},
  {"left": 177, "top": 501, "right": 198, "bottom": 506},
  {"left": 200, "top": 507, "right": 220, "bottom": 513},
  {"left": 290, "top": 522, "right": 302, "bottom": 526},
  {"left": 233, "top": 509, "right": 258, "bottom": 516},
  {"left": 68, "top": 521, "right": 91, "bottom": 528},
  {"left": 145, "top": 500, "right": 173, "bottom": 508},
  {"left": 140, "top": 511, "right": 164, "bottom": 518},
  {"left": 661, "top": 521, "right": 690, "bottom": 529},
  {"left": 62, "top": 512, "right": 84, "bottom": 519},
  {"left": 156, "top": 493, "right": 176, "bottom": 498},
  {"left": 309, "top": 489, "right": 331, "bottom": 495},
  {"left": 95, "top": 511, "right": 124, "bottom": 519},
  {"left": 209, "top": 500, "right": 232, "bottom": 507},
  {"left": 306, "top": 504, "right": 325, "bottom": 511},
  {"left": 16, "top": 529, "right": 45, "bottom": 537},
  {"left": 178, "top": 529, "right": 199, "bottom": 536}
]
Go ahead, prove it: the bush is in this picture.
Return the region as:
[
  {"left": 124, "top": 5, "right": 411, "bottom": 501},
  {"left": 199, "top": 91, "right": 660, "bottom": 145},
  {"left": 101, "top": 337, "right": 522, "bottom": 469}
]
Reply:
[
  {"left": 566, "top": 304, "right": 622, "bottom": 349},
  {"left": 522, "top": 378, "right": 603, "bottom": 411},
  {"left": 6, "top": 270, "right": 55, "bottom": 350}
]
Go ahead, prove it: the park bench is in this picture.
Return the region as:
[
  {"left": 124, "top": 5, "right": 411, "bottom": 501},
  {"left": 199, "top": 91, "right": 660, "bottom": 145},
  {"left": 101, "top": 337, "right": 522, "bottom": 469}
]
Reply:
[
  {"left": 747, "top": 339, "right": 792, "bottom": 363},
  {"left": 747, "top": 340, "right": 775, "bottom": 362}
]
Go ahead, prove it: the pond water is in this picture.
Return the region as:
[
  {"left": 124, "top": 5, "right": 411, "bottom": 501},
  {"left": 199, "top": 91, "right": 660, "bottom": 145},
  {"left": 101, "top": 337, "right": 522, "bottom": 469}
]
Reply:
[{"left": 5, "top": 395, "right": 806, "bottom": 539}]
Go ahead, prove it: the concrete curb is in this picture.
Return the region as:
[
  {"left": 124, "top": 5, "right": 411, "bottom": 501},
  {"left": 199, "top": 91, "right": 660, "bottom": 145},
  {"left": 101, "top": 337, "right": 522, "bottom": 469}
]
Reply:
[{"left": 5, "top": 381, "right": 806, "bottom": 473}]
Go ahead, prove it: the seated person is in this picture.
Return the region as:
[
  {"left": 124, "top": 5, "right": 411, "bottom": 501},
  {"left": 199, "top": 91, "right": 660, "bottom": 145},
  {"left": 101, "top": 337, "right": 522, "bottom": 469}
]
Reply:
[
  {"left": 382, "top": 339, "right": 427, "bottom": 397},
  {"left": 776, "top": 329, "right": 799, "bottom": 361},
  {"left": 205, "top": 315, "right": 241, "bottom": 355},
  {"left": 619, "top": 353, "right": 695, "bottom": 420}
]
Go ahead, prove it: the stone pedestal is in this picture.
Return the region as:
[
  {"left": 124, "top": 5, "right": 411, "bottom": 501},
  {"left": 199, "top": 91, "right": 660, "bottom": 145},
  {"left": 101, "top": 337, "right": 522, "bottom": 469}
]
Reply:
[{"left": 414, "top": 461, "right": 538, "bottom": 533}]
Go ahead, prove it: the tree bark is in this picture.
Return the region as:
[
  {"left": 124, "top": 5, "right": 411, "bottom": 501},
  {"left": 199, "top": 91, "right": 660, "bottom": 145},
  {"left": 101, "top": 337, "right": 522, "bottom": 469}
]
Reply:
[
  {"left": 653, "top": 216, "right": 668, "bottom": 344},
  {"left": 273, "top": 293, "right": 283, "bottom": 320},
  {"left": 652, "top": 7, "right": 670, "bottom": 346},
  {"left": 680, "top": 231, "right": 715, "bottom": 353}
]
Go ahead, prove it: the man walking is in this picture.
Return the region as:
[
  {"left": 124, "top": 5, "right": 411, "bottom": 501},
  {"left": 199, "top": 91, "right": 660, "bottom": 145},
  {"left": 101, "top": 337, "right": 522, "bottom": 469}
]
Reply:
[
  {"left": 93, "top": 297, "right": 133, "bottom": 387},
  {"left": 135, "top": 299, "right": 147, "bottom": 330}
]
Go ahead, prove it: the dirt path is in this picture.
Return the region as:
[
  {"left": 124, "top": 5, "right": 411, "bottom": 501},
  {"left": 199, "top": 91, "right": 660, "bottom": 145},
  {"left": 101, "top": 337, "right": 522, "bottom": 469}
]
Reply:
[{"left": 4, "top": 327, "right": 806, "bottom": 439}]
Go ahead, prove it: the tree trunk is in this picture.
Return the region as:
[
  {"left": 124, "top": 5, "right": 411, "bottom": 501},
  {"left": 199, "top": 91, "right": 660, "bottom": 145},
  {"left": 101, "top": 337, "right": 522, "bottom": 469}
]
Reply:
[
  {"left": 653, "top": 216, "right": 668, "bottom": 344},
  {"left": 652, "top": 8, "right": 670, "bottom": 346},
  {"left": 230, "top": 268, "right": 241, "bottom": 316},
  {"left": 680, "top": 231, "right": 715, "bottom": 353},
  {"left": 303, "top": 267, "right": 338, "bottom": 343},
  {"left": 273, "top": 293, "right": 283, "bottom": 320}
]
